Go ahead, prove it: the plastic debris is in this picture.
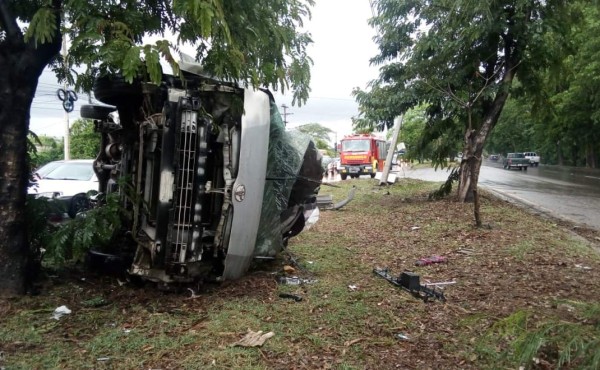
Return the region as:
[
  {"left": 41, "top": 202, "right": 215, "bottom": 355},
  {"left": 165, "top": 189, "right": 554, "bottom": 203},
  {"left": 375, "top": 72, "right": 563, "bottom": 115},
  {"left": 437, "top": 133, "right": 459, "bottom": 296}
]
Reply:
[
  {"left": 97, "top": 357, "right": 110, "bottom": 362},
  {"left": 232, "top": 329, "right": 275, "bottom": 347},
  {"left": 415, "top": 255, "right": 447, "bottom": 266},
  {"left": 575, "top": 264, "right": 592, "bottom": 270},
  {"left": 348, "top": 285, "right": 358, "bottom": 291},
  {"left": 303, "top": 207, "right": 320, "bottom": 230},
  {"left": 278, "top": 276, "right": 301, "bottom": 285},
  {"left": 422, "top": 280, "right": 456, "bottom": 287},
  {"left": 410, "top": 226, "right": 420, "bottom": 231},
  {"left": 52, "top": 305, "right": 71, "bottom": 320},
  {"left": 395, "top": 333, "right": 410, "bottom": 341},
  {"left": 277, "top": 276, "right": 317, "bottom": 285}
]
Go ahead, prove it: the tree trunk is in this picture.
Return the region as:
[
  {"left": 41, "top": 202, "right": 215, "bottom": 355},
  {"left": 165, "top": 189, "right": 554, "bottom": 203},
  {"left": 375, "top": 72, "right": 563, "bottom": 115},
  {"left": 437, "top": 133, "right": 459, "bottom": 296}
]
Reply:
[
  {"left": 557, "top": 141, "right": 563, "bottom": 166},
  {"left": 586, "top": 142, "right": 596, "bottom": 168},
  {"left": 0, "top": 5, "right": 61, "bottom": 296},
  {"left": 457, "top": 66, "right": 517, "bottom": 226}
]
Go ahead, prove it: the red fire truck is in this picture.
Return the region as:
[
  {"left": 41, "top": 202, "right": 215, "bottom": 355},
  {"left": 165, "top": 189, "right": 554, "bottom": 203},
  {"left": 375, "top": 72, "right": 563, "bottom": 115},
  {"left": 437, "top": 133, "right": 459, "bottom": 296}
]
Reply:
[{"left": 338, "top": 134, "right": 389, "bottom": 180}]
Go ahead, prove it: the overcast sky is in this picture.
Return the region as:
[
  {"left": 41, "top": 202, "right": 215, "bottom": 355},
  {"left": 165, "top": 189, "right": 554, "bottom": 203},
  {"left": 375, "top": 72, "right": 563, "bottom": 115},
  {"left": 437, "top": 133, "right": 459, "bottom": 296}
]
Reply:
[{"left": 30, "top": 0, "right": 380, "bottom": 141}]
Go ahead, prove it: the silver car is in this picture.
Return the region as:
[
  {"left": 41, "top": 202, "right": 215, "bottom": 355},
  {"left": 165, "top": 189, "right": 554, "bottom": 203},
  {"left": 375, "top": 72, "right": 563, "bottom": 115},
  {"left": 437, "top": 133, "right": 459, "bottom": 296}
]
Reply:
[{"left": 81, "top": 62, "right": 322, "bottom": 284}]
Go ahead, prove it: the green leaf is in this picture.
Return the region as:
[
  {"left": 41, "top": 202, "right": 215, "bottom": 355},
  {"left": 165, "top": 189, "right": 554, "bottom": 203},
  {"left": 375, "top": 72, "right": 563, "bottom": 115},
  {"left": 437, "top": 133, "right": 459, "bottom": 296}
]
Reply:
[
  {"left": 24, "top": 7, "right": 57, "bottom": 46},
  {"left": 122, "top": 46, "right": 141, "bottom": 83}
]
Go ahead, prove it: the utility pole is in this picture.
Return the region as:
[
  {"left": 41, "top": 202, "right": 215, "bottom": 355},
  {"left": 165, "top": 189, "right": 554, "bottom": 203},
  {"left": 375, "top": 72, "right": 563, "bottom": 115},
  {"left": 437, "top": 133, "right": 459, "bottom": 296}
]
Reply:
[
  {"left": 62, "top": 33, "right": 70, "bottom": 160},
  {"left": 334, "top": 132, "right": 338, "bottom": 157},
  {"left": 281, "top": 104, "right": 293, "bottom": 126},
  {"left": 379, "top": 115, "right": 403, "bottom": 186}
]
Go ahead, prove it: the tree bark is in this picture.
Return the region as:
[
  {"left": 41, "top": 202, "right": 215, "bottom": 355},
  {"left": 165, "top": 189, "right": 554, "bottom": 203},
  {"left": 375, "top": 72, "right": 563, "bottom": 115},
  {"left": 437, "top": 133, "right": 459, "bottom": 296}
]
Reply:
[{"left": 0, "top": 5, "right": 61, "bottom": 296}]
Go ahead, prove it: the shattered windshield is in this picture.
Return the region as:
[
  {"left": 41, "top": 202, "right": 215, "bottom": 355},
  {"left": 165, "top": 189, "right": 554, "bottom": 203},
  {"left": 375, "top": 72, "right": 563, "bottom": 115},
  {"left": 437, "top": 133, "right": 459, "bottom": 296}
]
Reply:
[{"left": 342, "top": 139, "right": 370, "bottom": 152}]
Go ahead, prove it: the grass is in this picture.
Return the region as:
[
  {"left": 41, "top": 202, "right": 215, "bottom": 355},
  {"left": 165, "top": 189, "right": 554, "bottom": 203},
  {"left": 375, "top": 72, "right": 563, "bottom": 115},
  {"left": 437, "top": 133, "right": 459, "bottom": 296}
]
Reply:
[{"left": 1, "top": 178, "right": 599, "bottom": 369}]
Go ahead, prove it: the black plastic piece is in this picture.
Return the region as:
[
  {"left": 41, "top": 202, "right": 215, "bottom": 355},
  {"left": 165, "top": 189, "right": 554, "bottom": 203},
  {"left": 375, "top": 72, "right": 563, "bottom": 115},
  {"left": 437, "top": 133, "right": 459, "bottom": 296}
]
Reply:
[{"left": 373, "top": 267, "right": 445, "bottom": 302}]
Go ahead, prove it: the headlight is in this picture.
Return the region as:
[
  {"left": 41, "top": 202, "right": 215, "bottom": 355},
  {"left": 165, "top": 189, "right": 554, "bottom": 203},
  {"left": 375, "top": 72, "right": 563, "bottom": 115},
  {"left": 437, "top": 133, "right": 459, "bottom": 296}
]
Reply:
[
  {"left": 365, "top": 166, "right": 372, "bottom": 170},
  {"left": 338, "top": 166, "right": 345, "bottom": 170}
]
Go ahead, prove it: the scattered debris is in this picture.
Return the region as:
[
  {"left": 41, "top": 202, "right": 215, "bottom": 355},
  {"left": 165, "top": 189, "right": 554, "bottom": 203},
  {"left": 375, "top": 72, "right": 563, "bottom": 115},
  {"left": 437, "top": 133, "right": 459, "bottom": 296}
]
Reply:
[
  {"left": 277, "top": 276, "right": 317, "bottom": 285},
  {"left": 187, "top": 288, "right": 200, "bottom": 299},
  {"left": 303, "top": 206, "right": 320, "bottom": 230},
  {"left": 232, "top": 329, "right": 275, "bottom": 347},
  {"left": 575, "top": 264, "right": 592, "bottom": 270},
  {"left": 277, "top": 276, "right": 301, "bottom": 285},
  {"left": 373, "top": 268, "right": 446, "bottom": 302},
  {"left": 422, "top": 280, "right": 456, "bottom": 287},
  {"left": 415, "top": 255, "right": 447, "bottom": 266},
  {"left": 283, "top": 265, "right": 296, "bottom": 274},
  {"left": 123, "top": 329, "right": 132, "bottom": 334},
  {"left": 395, "top": 333, "right": 410, "bottom": 341},
  {"left": 279, "top": 293, "right": 303, "bottom": 302},
  {"left": 348, "top": 285, "right": 358, "bottom": 291},
  {"left": 374, "top": 172, "right": 397, "bottom": 184},
  {"left": 316, "top": 186, "right": 356, "bottom": 210},
  {"left": 52, "top": 305, "right": 72, "bottom": 320},
  {"left": 455, "top": 248, "right": 476, "bottom": 255},
  {"left": 410, "top": 226, "right": 420, "bottom": 231},
  {"left": 97, "top": 357, "right": 110, "bottom": 362}
]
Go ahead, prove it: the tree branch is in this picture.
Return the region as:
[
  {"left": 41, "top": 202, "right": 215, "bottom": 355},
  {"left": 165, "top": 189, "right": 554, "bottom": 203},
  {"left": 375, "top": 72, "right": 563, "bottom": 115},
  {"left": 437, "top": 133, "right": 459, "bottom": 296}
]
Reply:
[
  {"left": 0, "top": 0, "right": 23, "bottom": 41},
  {"left": 422, "top": 79, "right": 467, "bottom": 108}
]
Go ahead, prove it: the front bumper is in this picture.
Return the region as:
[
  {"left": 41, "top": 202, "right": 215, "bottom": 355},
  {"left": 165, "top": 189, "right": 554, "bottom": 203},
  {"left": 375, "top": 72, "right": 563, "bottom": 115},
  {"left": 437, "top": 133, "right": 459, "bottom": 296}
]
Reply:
[{"left": 339, "top": 165, "right": 375, "bottom": 175}]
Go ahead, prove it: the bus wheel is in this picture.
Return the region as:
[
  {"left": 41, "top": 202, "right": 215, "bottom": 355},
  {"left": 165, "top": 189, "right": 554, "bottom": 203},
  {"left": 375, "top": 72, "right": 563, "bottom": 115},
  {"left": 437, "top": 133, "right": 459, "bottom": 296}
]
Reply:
[
  {"left": 370, "top": 173, "right": 376, "bottom": 178},
  {"left": 340, "top": 173, "right": 348, "bottom": 180}
]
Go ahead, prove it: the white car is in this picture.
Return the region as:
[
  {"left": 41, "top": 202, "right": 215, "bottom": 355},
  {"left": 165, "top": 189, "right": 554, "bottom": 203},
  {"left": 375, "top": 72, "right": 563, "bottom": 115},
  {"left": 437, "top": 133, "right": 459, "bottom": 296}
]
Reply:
[
  {"left": 29, "top": 160, "right": 98, "bottom": 217},
  {"left": 30, "top": 159, "right": 98, "bottom": 197},
  {"left": 523, "top": 152, "right": 540, "bottom": 167}
]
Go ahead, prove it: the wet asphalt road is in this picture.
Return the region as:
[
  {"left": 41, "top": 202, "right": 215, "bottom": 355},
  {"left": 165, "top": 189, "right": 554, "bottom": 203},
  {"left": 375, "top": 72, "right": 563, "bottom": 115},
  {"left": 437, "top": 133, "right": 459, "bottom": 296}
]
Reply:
[{"left": 396, "top": 161, "right": 600, "bottom": 230}]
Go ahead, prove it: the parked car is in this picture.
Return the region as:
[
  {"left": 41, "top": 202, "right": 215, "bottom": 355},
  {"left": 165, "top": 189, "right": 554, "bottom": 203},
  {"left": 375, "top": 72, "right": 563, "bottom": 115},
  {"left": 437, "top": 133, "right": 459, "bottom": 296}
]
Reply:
[
  {"left": 28, "top": 159, "right": 98, "bottom": 218},
  {"left": 502, "top": 153, "right": 529, "bottom": 171},
  {"left": 523, "top": 151, "right": 540, "bottom": 166},
  {"left": 79, "top": 59, "right": 322, "bottom": 284},
  {"left": 33, "top": 160, "right": 64, "bottom": 179},
  {"left": 489, "top": 154, "right": 500, "bottom": 161}
]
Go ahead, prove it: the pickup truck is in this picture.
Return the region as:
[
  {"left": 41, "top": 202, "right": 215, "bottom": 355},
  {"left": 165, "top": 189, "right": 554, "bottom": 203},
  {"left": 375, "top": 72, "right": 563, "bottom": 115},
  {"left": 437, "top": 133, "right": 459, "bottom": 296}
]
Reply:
[
  {"left": 523, "top": 151, "right": 540, "bottom": 166},
  {"left": 503, "top": 153, "right": 529, "bottom": 171}
]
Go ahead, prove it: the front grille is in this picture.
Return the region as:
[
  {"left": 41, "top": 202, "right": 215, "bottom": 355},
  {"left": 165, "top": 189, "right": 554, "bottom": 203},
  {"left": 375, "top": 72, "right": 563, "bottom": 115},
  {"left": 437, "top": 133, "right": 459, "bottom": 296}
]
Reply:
[{"left": 168, "top": 109, "right": 199, "bottom": 264}]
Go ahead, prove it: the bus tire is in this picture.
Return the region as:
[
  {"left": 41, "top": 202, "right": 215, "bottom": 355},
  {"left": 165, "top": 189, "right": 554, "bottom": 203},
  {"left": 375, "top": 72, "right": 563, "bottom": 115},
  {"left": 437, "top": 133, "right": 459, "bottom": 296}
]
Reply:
[
  {"left": 370, "top": 173, "right": 376, "bottom": 178},
  {"left": 340, "top": 173, "right": 348, "bottom": 180}
]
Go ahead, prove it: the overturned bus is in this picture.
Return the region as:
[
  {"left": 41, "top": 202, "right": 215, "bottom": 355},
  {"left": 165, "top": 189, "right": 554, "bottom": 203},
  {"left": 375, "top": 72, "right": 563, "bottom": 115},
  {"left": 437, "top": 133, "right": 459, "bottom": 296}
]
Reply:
[{"left": 80, "top": 61, "right": 322, "bottom": 284}]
